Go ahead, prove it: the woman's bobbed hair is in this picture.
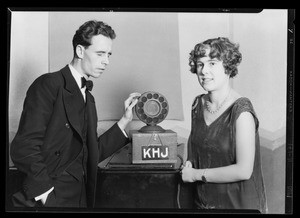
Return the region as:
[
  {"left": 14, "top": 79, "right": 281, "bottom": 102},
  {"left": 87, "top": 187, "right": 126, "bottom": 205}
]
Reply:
[{"left": 189, "top": 37, "right": 242, "bottom": 78}]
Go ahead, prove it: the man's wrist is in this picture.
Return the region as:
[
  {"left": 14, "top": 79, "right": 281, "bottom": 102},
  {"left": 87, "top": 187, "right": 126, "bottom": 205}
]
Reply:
[{"left": 117, "top": 116, "right": 130, "bottom": 131}]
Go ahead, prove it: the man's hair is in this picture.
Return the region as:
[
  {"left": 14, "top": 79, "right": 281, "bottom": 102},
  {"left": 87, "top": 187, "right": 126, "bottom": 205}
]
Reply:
[
  {"left": 72, "top": 20, "right": 116, "bottom": 56},
  {"left": 189, "top": 37, "right": 242, "bottom": 78}
]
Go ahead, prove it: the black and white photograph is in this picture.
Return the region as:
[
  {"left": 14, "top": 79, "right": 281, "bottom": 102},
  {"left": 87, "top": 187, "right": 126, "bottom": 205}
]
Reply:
[{"left": 6, "top": 8, "right": 294, "bottom": 214}]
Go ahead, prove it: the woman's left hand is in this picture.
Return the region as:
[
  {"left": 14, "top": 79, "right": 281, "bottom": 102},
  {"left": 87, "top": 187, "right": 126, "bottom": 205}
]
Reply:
[{"left": 181, "top": 165, "right": 198, "bottom": 183}]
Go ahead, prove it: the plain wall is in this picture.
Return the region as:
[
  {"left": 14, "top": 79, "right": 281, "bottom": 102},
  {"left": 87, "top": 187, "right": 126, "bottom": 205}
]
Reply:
[
  {"left": 48, "top": 12, "right": 184, "bottom": 121},
  {"left": 232, "top": 10, "right": 287, "bottom": 133},
  {"left": 8, "top": 10, "right": 288, "bottom": 214},
  {"left": 9, "top": 12, "right": 49, "bottom": 132}
]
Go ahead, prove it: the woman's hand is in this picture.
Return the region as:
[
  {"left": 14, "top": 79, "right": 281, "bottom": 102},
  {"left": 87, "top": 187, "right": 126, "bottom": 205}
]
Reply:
[{"left": 180, "top": 160, "right": 198, "bottom": 182}]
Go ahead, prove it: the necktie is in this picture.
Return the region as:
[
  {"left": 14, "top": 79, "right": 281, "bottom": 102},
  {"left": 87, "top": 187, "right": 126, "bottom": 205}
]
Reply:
[{"left": 81, "top": 77, "right": 93, "bottom": 91}]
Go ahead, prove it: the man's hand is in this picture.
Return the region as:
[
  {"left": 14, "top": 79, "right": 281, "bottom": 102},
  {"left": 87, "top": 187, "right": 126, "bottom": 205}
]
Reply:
[{"left": 117, "top": 92, "right": 141, "bottom": 130}]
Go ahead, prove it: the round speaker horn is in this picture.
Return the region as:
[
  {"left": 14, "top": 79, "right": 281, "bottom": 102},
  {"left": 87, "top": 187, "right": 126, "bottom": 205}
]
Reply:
[{"left": 135, "top": 91, "right": 169, "bottom": 133}]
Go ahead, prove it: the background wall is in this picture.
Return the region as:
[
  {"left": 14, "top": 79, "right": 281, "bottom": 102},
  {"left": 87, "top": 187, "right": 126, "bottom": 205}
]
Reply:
[
  {"left": 48, "top": 12, "right": 183, "bottom": 121},
  {"left": 8, "top": 10, "right": 288, "bottom": 214},
  {"left": 9, "top": 12, "right": 49, "bottom": 132}
]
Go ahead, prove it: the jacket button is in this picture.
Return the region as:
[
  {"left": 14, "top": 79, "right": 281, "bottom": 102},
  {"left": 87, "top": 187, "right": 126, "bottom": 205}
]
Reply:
[
  {"left": 55, "top": 151, "right": 61, "bottom": 156},
  {"left": 65, "top": 123, "right": 70, "bottom": 128}
]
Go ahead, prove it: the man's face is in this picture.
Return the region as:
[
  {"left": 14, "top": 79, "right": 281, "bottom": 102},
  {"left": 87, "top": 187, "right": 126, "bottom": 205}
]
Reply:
[{"left": 81, "top": 34, "right": 113, "bottom": 78}]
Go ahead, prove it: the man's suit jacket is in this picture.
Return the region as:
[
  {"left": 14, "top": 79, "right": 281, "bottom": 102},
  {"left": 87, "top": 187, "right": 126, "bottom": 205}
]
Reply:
[{"left": 10, "top": 65, "right": 129, "bottom": 207}]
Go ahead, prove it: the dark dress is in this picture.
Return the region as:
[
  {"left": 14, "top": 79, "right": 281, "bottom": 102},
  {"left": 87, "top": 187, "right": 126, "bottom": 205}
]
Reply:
[{"left": 187, "top": 94, "right": 267, "bottom": 213}]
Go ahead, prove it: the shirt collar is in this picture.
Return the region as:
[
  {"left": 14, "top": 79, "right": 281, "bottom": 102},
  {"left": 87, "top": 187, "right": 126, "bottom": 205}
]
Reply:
[{"left": 68, "top": 64, "right": 87, "bottom": 90}]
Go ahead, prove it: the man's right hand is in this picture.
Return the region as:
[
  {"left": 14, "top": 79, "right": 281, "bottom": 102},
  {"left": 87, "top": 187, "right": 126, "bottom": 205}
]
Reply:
[{"left": 117, "top": 92, "right": 141, "bottom": 131}]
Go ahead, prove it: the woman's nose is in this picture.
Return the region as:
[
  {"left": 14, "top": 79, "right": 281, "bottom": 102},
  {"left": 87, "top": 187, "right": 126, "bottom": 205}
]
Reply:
[{"left": 202, "top": 64, "right": 209, "bottom": 75}]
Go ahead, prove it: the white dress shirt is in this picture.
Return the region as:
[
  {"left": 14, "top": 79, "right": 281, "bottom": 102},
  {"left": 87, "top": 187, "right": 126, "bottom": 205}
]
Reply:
[{"left": 68, "top": 64, "right": 88, "bottom": 102}]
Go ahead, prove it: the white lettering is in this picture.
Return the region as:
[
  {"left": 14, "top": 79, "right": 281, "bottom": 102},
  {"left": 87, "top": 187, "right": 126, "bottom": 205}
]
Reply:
[
  {"left": 160, "top": 147, "right": 169, "bottom": 158},
  {"left": 143, "top": 148, "right": 151, "bottom": 158},
  {"left": 142, "top": 146, "right": 169, "bottom": 160},
  {"left": 152, "top": 147, "right": 160, "bottom": 158}
]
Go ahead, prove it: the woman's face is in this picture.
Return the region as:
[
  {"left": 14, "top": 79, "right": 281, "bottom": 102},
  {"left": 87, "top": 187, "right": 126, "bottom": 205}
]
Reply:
[{"left": 196, "top": 49, "right": 229, "bottom": 92}]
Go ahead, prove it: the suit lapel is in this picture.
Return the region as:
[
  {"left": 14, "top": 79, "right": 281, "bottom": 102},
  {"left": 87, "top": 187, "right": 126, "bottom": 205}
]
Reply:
[{"left": 61, "top": 66, "right": 85, "bottom": 140}]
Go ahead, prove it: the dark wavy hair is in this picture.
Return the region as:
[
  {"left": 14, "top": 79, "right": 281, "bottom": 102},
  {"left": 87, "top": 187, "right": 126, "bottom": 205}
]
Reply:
[
  {"left": 188, "top": 37, "right": 242, "bottom": 78},
  {"left": 72, "top": 20, "right": 116, "bottom": 56}
]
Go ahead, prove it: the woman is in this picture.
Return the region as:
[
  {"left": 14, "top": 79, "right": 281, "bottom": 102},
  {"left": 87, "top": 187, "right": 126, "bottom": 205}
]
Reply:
[{"left": 181, "top": 37, "right": 267, "bottom": 213}]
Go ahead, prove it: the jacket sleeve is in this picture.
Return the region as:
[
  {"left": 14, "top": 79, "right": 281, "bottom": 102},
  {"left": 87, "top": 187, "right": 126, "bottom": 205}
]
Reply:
[
  {"left": 97, "top": 123, "right": 129, "bottom": 162},
  {"left": 10, "top": 74, "right": 58, "bottom": 200}
]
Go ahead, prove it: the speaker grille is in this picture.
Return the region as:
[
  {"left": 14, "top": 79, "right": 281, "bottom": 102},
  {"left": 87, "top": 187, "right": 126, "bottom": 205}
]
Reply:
[{"left": 135, "top": 91, "right": 169, "bottom": 125}]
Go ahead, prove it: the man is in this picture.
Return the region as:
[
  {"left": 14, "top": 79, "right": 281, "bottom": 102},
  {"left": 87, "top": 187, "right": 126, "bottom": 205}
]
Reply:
[{"left": 10, "top": 20, "right": 140, "bottom": 208}]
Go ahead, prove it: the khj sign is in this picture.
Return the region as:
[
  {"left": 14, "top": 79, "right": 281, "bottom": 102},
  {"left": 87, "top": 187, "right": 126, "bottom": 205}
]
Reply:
[{"left": 142, "top": 145, "right": 169, "bottom": 160}]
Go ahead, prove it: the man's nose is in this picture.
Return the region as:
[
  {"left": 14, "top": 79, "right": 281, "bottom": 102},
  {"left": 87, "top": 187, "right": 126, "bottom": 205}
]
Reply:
[{"left": 102, "top": 55, "right": 109, "bottom": 65}]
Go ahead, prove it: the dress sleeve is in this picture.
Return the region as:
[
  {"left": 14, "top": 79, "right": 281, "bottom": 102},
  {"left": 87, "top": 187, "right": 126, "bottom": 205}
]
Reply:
[{"left": 233, "top": 98, "right": 260, "bottom": 132}]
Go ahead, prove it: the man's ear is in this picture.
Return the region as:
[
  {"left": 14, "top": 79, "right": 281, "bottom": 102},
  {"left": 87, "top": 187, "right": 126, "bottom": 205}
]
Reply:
[{"left": 75, "top": 45, "right": 85, "bottom": 59}]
